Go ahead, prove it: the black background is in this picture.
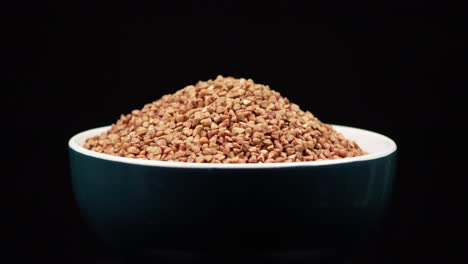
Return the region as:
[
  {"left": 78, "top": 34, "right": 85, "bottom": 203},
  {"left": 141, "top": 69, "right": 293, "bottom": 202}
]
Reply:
[{"left": 5, "top": 1, "right": 464, "bottom": 263}]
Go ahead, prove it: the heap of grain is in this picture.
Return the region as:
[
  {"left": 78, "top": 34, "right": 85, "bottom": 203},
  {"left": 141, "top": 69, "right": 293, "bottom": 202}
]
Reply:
[{"left": 84, "top": 76, "right": 365, "bottom": 163}]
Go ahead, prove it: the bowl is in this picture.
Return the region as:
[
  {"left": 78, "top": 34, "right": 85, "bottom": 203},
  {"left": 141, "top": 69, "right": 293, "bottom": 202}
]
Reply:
[{"left": 68, "top": 124, "right": 397, "bottom": 251}]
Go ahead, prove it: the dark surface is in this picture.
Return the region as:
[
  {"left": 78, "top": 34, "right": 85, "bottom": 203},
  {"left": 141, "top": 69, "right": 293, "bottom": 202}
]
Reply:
[
  {"left": 5, "top": 0, "right": 463, "bottom": 263},
  {"left": 61, "top": 248, "right": 387, "bottom": 264}
]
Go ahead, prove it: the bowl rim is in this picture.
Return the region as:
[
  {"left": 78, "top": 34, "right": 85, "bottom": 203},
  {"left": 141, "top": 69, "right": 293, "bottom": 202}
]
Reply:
[{"left": 69, "top": 124, "right": 397, "bottom": 169}]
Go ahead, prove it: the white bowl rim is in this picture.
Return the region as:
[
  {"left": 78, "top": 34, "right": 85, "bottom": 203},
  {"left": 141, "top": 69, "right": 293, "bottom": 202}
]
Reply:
[{"left": 68, "top": 124, "right": 397, "bottom": 169}]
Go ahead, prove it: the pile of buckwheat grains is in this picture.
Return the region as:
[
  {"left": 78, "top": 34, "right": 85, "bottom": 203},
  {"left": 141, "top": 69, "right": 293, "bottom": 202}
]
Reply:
[{"left": 84, "top": 76, "right": 366, "bottom": 163}]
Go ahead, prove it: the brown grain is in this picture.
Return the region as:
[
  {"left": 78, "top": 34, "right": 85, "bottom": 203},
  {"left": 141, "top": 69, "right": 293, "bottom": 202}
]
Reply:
[{"left": 84, "top": 76, "right": 366, "bottom": 163}]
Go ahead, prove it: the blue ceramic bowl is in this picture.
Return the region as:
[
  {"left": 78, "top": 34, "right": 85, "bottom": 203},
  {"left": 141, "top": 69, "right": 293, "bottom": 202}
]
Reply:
[{"left": 68, "top": 125, "right": 396, "bottom": 251}]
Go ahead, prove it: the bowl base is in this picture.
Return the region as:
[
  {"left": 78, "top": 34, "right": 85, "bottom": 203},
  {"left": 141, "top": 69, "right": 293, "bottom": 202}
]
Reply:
[{"left": 121, "top": 248, "right": 348, "bottom": 263}]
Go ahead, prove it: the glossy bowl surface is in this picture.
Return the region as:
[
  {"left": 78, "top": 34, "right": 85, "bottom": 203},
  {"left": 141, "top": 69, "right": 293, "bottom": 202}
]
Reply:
[{"left": 69, "top": 125, "right": 397, "bottom": 250}]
